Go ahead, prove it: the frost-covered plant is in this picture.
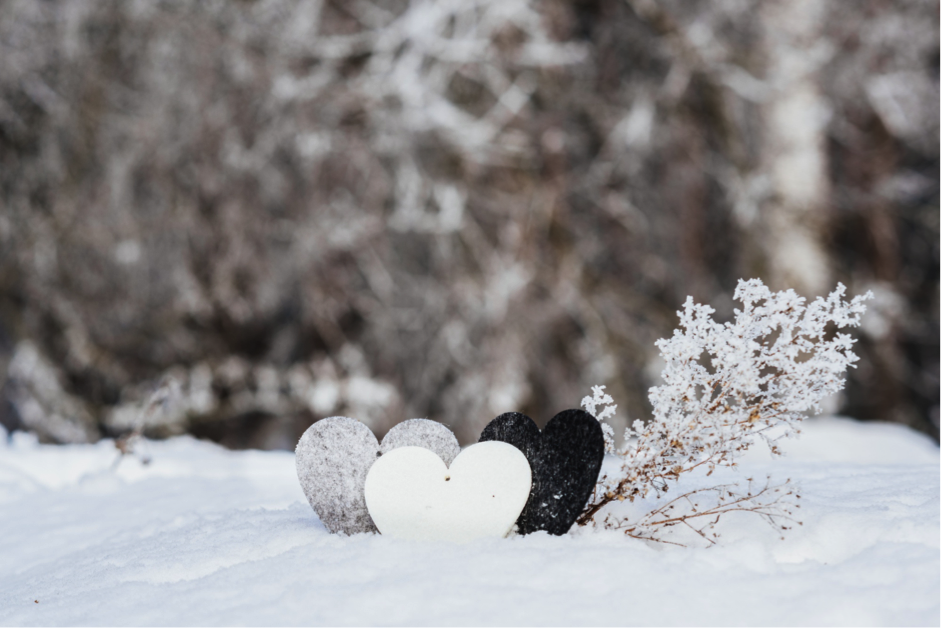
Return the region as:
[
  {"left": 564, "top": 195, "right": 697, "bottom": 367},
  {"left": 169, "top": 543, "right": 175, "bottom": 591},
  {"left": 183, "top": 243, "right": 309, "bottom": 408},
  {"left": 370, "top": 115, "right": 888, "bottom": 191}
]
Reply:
[
  {"left": 581, "top": 385, "right": 618, "bottom": 453},
  {"left": 578, "top": 279, "right": 871, "bottom": 544}
]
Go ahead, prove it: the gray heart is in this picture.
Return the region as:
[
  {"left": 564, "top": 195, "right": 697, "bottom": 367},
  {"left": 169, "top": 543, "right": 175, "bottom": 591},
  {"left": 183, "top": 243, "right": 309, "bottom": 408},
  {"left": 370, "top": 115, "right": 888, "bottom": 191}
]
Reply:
[{"left": 295, "top": 416, "right": 461, "bottom": 534}]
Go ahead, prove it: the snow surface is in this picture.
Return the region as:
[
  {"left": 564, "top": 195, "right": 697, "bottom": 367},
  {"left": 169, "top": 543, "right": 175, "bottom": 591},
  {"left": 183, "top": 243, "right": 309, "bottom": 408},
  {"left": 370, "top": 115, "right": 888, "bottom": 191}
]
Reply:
[{"left": 0, "top": 417, "right": 938, "bottom": 626}]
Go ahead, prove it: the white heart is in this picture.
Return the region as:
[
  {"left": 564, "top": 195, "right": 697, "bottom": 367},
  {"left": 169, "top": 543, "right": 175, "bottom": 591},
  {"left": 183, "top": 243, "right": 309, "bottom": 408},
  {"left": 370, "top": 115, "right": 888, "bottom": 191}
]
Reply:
[
  {"left": 364, "top": 441, "right": 532, "bottom": 542},
  {"left": 295, "top": 417, "right": 461, "bottom": 535}
]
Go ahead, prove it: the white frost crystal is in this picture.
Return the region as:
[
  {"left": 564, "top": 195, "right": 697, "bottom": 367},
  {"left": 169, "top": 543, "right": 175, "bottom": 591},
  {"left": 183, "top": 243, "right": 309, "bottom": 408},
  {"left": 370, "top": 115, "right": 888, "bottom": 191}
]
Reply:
[{"left": 581, "top": 385, "right": 618, "bottom": 453}]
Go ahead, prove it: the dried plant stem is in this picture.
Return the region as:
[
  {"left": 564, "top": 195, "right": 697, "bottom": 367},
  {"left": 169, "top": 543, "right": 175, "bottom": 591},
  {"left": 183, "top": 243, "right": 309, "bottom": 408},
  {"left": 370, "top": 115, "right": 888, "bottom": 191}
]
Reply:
[
  {"left": 595, "top": 478, "right": 800, "bottom": 547},
  {"left": 113, "top": 377, "right": 179, "bottom": 469}
]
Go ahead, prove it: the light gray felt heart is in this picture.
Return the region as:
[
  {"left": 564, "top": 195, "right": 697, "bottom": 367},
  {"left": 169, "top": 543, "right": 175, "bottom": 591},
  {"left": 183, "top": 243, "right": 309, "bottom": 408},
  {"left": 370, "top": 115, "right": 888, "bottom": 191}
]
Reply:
[{"left": 295, "top": 417, "right": 461, "bottom": 534}]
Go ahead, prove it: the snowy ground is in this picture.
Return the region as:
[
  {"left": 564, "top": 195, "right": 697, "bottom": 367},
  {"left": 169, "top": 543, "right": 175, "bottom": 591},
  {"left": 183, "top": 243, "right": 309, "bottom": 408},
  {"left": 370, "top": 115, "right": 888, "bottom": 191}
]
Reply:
[{"left": 0, "top": 417, "right": 938, "bottom": 627}]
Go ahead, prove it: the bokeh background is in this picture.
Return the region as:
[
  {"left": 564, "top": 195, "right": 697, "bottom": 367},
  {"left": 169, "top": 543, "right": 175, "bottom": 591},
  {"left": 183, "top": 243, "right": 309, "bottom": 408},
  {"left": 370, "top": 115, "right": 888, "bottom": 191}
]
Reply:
[{"left": 0, "top": 0, "right": 937, "bottom": 449}]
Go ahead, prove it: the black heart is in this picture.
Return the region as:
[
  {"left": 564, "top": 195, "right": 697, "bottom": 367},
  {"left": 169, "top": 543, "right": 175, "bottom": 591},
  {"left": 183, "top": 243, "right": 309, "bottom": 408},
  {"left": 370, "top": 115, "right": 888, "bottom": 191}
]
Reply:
[{"left": 479, "top": 409, "right": 605, "bottom": 536}]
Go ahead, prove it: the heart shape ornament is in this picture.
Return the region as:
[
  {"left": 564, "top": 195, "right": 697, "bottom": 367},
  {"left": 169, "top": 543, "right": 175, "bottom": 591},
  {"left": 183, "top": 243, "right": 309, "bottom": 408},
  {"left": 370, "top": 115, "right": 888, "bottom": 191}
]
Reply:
[
  {"left": 295, "top": 417, "right": 461, "bottom": 535},
  {"left": 364, "top": 442, "right": 532, "bottom": 542},
  {"left": 479, "top": 409, "right": 605, "bottom": 536}
]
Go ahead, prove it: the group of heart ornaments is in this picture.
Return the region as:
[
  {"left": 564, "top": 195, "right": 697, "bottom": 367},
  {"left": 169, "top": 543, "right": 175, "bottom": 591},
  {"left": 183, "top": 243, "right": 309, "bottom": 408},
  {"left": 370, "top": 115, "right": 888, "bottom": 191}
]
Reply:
[{"left": 295, "top": 410, "right": 606, "bottom": 542}]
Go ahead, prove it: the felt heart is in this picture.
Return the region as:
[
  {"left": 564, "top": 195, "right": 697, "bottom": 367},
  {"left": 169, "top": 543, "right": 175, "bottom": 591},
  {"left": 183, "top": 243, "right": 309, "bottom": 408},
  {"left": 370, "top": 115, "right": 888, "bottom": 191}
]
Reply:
[
  {"left": 479, "top": 409, "right": 605, "bottom": 536},
  {"left": 295, "top": 417, "right": 461, "bottom": 535},
  {"left": 364, "top": 442, "right": 532, "bottom": 542}
]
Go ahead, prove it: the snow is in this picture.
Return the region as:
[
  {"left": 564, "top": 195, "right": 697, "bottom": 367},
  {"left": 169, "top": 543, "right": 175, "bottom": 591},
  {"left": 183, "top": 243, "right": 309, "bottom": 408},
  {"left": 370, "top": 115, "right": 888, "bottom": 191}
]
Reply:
[{"left": 0, "top": 417, "right": 937, "bottom": 626}]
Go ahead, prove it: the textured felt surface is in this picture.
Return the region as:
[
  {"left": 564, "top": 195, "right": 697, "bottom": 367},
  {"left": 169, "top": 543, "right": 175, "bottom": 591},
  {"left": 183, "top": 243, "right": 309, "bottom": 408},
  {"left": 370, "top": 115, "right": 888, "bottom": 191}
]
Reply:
[
  {"left": 479, "top": 409, "right": 605, "bottom": 535},
  {"left": 295, "top": 417, "right": 461, "bottom": 534},
  {"left": 364, "top": 442, "right": 532, "bottom": 542},
  {"left": 381, "top": 419, "right": 461, "bottom": 465}
]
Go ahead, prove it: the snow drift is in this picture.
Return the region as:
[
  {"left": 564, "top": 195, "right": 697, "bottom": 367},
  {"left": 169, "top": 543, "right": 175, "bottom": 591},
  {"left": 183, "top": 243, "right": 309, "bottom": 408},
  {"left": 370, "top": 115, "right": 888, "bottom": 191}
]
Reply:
[{"left": 0, "top": 417, "right": 937, "bottom": 626}]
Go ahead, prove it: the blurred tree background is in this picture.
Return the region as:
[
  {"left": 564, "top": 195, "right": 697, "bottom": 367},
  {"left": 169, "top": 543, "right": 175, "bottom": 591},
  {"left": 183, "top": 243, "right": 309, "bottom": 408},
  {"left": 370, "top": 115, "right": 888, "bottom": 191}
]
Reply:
[{"left": 0, "top": 0, "right": 937, "bottom": 449}]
